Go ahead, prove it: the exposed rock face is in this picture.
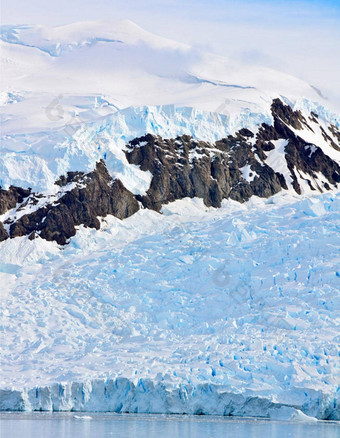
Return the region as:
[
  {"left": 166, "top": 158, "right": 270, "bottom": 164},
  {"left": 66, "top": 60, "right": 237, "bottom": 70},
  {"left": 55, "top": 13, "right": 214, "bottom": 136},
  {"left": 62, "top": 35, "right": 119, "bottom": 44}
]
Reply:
[
  {"left": 0, "top": 99, "right": 339, "bottom": 245},
  {"left": 125, "top": 131, "right": 284, "bottom": 210},
  {"left": 125, "top": 99, "right": 340, "bottom": 210},
  {"left": 255, "top": 99, "right": 340, "bottom": 194},
  {"left": 7, "top": 161, "right": 139, "bottom": 245},
  {"left": 0, "top": 186, "right": 31, "bottom": 215},
  {"left": 0, "top": 222, "right": 8, "bottom": 242},
  {"left": 329, "top": 125, "right": 340, "bottom": 147}
]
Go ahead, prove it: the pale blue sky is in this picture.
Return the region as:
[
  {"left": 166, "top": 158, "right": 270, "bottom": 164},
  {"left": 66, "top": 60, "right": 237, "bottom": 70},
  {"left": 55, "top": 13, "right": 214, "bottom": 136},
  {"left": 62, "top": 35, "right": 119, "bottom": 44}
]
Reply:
[
  {"left": 1, "top": 0, "right": 340, "bottom": 102},
  {"left": 2, "top": 0, "right": 340, "bottom": 25}
]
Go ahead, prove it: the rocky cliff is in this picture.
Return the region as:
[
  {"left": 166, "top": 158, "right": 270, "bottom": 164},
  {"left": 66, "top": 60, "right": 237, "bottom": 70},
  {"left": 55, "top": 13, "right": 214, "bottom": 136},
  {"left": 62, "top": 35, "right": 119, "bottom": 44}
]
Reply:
[{"left": 0, "top": 99, "right": 339, "bottom": 244}]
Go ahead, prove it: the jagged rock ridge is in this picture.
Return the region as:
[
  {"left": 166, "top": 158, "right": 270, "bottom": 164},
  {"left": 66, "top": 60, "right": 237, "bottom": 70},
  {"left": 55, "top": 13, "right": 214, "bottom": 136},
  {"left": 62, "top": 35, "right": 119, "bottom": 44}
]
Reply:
[
  {"left": 0, "top": 99, "right": 339, "bottom": 244},
  {"left": 0, "top": 161, "right": 139, "bottom": 245}
]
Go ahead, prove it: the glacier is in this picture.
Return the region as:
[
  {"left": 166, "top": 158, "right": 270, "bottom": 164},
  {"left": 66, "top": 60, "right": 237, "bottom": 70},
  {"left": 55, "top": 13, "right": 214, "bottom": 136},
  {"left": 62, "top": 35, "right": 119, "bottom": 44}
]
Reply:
[{"left": 0, "top": 192, "right": 339, "bottom": 418}]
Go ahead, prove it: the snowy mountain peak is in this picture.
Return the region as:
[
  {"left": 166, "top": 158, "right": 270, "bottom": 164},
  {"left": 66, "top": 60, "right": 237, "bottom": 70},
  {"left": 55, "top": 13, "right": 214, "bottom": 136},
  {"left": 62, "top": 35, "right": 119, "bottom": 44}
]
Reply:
[
  {"left": 1, "top": 20, "right": 329, "bottom": 115},
  {"left": 0, "top": 20, "right": 187, "bottom": 56},
  {"left": 1, "top": 18, "right": 340, "bottom": 420}
]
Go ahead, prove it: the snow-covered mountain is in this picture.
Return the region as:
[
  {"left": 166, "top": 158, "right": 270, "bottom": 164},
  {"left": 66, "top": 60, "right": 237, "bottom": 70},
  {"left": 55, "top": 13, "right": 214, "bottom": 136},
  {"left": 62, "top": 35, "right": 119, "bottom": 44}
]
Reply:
[
  {"left": 0, "top": 21, "right": 339, "bottom": 419},
  {"left": 2, "top": 20, "right": 337, "bottom": 135}
]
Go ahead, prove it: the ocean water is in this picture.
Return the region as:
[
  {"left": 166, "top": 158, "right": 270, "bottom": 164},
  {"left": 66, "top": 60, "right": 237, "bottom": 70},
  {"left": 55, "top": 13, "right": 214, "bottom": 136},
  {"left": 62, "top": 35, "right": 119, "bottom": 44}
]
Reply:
[{"left": 0, "top": 413, "right": 339, "bottom": 438}]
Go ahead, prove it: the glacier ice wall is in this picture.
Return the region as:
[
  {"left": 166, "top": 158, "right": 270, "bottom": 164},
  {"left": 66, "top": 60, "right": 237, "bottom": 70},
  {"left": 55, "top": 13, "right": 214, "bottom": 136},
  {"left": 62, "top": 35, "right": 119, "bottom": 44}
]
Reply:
[{"left": 0, "top": 378, "right": 338, "bottom": 420}]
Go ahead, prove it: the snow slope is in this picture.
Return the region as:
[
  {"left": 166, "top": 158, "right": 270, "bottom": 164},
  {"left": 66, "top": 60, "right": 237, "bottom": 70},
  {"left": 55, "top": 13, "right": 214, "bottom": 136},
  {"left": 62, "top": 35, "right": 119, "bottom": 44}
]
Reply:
[
  {"left": 1, "top": 20, "right": 335, "bottom": 136},
  {"left": 0, "top": 192, "right": 340, "bottom": 418}
]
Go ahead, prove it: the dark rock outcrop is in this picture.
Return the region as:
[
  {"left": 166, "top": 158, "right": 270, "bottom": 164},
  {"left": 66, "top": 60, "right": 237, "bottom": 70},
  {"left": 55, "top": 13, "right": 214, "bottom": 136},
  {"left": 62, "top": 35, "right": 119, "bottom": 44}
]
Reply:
[
  {"left": 270, "top": 98, "right": 311, "bottom": 131},
  {"left": 0, "top": 222, "right": 8, "bottom": 242},
  {"left": 329, "top": 125, "right": 340, "bottom": 148},
  {"left": 125, "top": 132, "right": 284, "bottom": 211},
  {"left": 125, "top": 100, "right": 339, "bottom": 211},
  {"left": 9, "top": 161, "right": 139, "bottom": 245},
  {"left": 0, "top": 186, "right": 31, "bottom": 215},
  {"left": 269, "top": 99, "right": 340, "bottom": 193}
]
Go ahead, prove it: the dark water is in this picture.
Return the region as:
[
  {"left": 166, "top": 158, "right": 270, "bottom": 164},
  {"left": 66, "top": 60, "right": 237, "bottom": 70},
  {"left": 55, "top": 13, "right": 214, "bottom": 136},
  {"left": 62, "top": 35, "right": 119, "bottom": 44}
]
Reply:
[{"left": 0, "top": 412, "right": 339, "bottom": 438}]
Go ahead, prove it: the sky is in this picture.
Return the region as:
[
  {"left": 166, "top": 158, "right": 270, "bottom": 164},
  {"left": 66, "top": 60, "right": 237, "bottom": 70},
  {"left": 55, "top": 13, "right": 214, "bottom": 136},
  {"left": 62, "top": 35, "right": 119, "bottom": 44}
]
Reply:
[{"left": 1, "top": 0, "right": 340, "bottom": 106}]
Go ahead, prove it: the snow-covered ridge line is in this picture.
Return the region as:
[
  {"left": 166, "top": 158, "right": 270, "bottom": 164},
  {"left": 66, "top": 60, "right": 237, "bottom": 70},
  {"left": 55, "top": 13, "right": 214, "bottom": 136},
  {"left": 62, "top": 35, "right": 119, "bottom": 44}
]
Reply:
[
  {"left": 1, "top": 97, "right": 339, "bottom": 194},
  {"left": 0, "top": 378, "right": 336, "bottom": 421},
  {"left": 1, "top": 98, "right": 339, "bottom": 245},
  {"left": 0, "top": 20, "right": 190, "bottom": 53},
  {"left": 0, "top": 34, "right": 124, "bottom": 57},
  {"left": 0, "top": 102, "right": 272, "bottom": 193}
]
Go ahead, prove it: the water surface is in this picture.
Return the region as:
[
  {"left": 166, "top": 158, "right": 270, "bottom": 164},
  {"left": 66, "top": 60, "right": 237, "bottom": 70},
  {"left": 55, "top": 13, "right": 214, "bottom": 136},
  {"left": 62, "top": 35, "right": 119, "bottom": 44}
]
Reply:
[{"left": 1, "top": 412, "right": 339, "bottom": 438}]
